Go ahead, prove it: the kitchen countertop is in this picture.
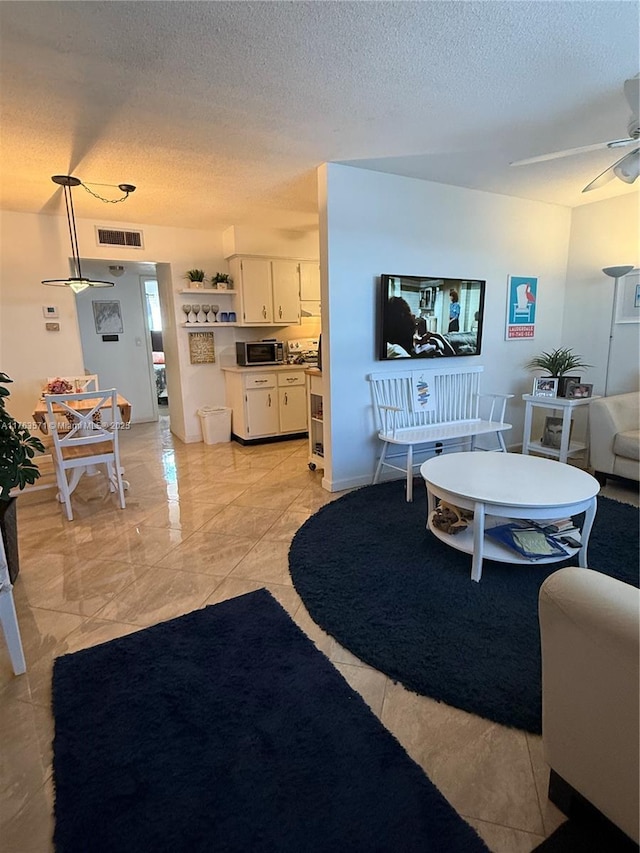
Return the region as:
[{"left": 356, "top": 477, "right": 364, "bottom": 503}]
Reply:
[{"left": 221, "top": 363, "right": 314, "bottom": 373}]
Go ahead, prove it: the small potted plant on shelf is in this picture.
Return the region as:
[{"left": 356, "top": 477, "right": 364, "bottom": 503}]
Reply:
[
  {"left": 0, "top": 372, "right": 45, "bottom": 582},
  {"left": 211, "top": 272, "right": 233, "bottom": 290},
  {"left": 185, "top": 269, "right": 206, "bottom": 289},
  {"left": 526, "top": 347, "right": 592, "bottom": 397}
]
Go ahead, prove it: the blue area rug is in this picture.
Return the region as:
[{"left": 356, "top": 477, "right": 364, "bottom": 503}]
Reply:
[
  {"left": 289, "top": 482, "right": 639, "bottom": 734},
  {"left": 52, "top": 589, "right": 488, "bottom": 853}
]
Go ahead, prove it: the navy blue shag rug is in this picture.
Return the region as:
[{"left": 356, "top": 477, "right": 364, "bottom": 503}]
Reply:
[
  {"left": 52, "top": 589, "right": 488, "bottom": 853},
  {"left": 289, "top": 482, "right": 639, "bottom": 734}
]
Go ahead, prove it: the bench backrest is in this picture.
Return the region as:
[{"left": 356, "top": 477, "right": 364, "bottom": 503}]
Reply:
[{"left": 368, "top": 364, "right": 483, "bottom": 431}]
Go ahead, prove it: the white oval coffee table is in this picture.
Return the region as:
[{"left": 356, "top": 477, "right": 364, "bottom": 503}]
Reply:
[{"left": 420, "top": 452, "right": 599, "bottom": 582}]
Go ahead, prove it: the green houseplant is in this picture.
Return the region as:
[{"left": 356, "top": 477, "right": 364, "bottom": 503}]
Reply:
[
  {"left": 526, "top": 347, "right": 592, "bottom": 398},
  {"left": 0, "top": 372, "right": 45, "bottom": 581},
  {"left": 211, "top": 272, "right": 232, "bottom": 289},
  {"left": 185, "top": 269, "right": 206, "bottom": 286},
  {"left": 526, "top": 347, "right": 591, "bottom": 377}
]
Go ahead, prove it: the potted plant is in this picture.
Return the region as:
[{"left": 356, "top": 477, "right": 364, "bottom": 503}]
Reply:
[
  {"left": 0, "top": 372, "right": 45, "bottom": 582},
  {"left": 185, "top": 269, "right": 206, "bottom": 289},
  {"left": 211, "top": 272, "right": 233, "bottom": 290},
  {"left": 526, "top": 347, "right": 592, "bottom": 397}
]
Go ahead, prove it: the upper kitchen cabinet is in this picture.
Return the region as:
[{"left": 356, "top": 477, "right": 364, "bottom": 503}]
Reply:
[
  {"left": 299, "top": 261, "right": 321, "bottom": 318},
  {"left": 271, "top": 260, "right": 300, "bottom": 324},
  {"left": 230, "top": 257, "right": 273, "bottom": 324},
  {"left": 228, "top": 256, "right": 304, "bottom": 327}
]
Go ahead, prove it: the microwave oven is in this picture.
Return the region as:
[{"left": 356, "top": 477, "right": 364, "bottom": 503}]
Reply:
[{"left": 236, "top": 341, "right": 285, "bottom": 366}]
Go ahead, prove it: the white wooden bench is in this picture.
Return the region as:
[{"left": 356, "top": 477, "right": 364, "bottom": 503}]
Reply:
[{"left": 368, "top": 365, "right": 512, "bottom": 501}]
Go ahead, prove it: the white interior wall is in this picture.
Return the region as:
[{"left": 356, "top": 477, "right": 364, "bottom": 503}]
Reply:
[
  {"left": 562, "top": 193, "right": 640, "bottom": 396},
  {"left": 0, "top": 209, "right": 226, "bottom": 438},
  {"left": 320, "top": 163, "right": 573, "bottom": 491},
  {"left": 222, "top": 225, "right": 319, "bottom": 260},
  {"left": 75, "top": 261, "right": 156, "bottom": 423}
]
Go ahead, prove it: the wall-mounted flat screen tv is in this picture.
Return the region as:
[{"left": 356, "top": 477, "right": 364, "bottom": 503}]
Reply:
[{"left": 379, "top": 274, "right": 485, "bottom": 360}]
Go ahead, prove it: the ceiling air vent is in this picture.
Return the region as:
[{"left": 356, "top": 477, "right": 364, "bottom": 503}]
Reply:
[{"left": 96, "top": 227, "right": 144, "bottom": 249}]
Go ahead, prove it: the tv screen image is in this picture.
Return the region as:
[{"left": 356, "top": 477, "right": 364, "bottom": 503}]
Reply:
[{"left": 379, "top": 274, "right": 485, "bottom": 360}]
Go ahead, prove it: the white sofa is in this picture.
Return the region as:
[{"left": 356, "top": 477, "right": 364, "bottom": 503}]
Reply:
[
  {"left": 589, "top": 392, "right": 640, "bottom": 484},
  {"left": 539, "top": 567, "right": 639, "bottom": 844}
]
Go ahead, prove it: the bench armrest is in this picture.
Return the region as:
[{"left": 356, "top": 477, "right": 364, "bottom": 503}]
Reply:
[{"left": 478, "top": 392, "right": 514, "bottom": 424}]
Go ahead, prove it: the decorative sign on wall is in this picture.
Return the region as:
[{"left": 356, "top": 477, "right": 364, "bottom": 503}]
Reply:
[
  {"left": 505, "top": 275, "right": 537, "bottom": 340},
  {"left": 189, "top": 331, "right": 215, "bottom": 364},
  {"left": 411, "top": 371, "right": 437, "bottom": 412}
]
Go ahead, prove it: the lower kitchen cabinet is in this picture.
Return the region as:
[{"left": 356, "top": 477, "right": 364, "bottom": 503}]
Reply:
[{"left": 223, "top": 367, "right": 308, "bottom": 441}]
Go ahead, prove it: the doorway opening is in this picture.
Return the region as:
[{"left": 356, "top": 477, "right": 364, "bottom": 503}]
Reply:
[{"left": 144, "top": 279, "right": 168, "bottom": 410}]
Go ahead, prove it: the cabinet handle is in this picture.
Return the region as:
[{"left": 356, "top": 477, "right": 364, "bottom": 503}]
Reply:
[
  {"left": 255, "top": 379, "right": 268, "bottom": 384},
  {"left": 268, "top": 394, "right": 272, "bottom": 407},
  {"left": 284, "top": 392, "right": 288, "bottom": 405},
  {"left": 262, "top": 305, "right": 267, "bottom": 318},
  {"left": 286, "top": 377, "right": 296, "bottom": 382},
  {"left": 279, "top": 305, "right": 282, "bottom": 318}
]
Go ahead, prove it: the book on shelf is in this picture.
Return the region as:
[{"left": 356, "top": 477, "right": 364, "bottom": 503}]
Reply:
[{"left": 485, "top": 523, "right": 571, "bottom": 560}]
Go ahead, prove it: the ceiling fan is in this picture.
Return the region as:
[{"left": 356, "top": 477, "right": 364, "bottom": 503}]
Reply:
[{"left": 511, "top": 74, "right": 640, "bottom": 193}]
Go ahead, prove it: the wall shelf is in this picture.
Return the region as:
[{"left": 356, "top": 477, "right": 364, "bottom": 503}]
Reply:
[
  {"left": 179, "top": 288, "right": 236, "bottom": 295},
  {"left": 180, "top": 322, "right": 238, "bottom": 328}
]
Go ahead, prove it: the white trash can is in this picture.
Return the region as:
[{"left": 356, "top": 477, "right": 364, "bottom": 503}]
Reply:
[{"left": 197, "top": 406, "right": 232, "bottom": 445}]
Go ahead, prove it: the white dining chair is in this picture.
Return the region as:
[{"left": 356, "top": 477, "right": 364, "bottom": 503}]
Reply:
[
  {"left": 0, "top": 532, "right": 26, "bottom": 675},
  {"left": 44, "top": 389, "right": 126, "bottom": 521}
]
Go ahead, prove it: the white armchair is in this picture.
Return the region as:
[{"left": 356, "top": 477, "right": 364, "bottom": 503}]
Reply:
[
  {"left": 589, "top": 392, "right": 639, "bottom": 484},
  {"left": 539, "top": 567, "right": 639, "bottom": 844}
]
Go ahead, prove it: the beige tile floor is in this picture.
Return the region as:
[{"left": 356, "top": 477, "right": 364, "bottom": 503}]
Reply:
[{"left": 1, "top": 418, "right": 637, "bottom": 852}]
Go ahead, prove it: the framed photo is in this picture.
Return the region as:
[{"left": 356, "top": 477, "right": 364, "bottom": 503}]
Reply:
[
  {"left": 557, "top": 375, "right": 580, "bottom": 398},
  {"left": 188, "top": 331, "right": 215, "bottom": 364},
  {"left": 565, "top": 381, "right": 593, "bottom": 399},
  {"left": 505, "top": 275, "right": 537, "bottom": 340},
  {"left": 541, "top": 416, "right": 571, "bottom": 449},
  {"left": 93, "top": 300, "right": 123, "bottom": 335},
  {"left": 532, "top": 377, "right": 558, "bottom": 397},
  {"left": 614, "top": 268, "right": 640, "bottom": 324}
]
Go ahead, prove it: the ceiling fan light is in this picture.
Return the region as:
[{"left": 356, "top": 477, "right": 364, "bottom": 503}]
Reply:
[{"left": 612, "top": 148, "right": 640, "bottom": 184}]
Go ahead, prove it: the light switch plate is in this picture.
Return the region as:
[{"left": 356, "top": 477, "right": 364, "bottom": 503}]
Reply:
[{"left": 43, "top": 305, "right": 58, "bottom": 318}]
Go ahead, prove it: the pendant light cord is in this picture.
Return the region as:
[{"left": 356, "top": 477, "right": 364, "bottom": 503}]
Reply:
[{"left": 62, "top": 182, "right": 83, "bottom": 280}]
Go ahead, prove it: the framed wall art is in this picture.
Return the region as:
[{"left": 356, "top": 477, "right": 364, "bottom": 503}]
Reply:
[
  {"left": 92, "top": 300, "right": 123, "bottom": 335},
  {"left": 614, "top": 268, "right": 640, "bottom": 324},
  {"left": 188, "top": 331, "right": 215, "bottom": 364},
  {"left": 505, "top": 275, "right": 537, "bottom": 340}
]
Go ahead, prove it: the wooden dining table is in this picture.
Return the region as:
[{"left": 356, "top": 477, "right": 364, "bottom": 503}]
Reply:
[{"left": 32, "top": 393, "right": 132, "bottom": 434}]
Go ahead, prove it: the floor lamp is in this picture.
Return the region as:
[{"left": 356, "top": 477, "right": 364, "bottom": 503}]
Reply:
[{"left": 602, "top": 265, "right": 634, "bottom": 397}]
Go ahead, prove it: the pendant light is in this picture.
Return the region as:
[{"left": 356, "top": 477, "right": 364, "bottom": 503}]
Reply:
[{"left": 42, "top": 175, "right": 136, "bottom": 293}]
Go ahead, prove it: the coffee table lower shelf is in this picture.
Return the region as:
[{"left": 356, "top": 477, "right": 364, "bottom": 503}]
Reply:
[{"left": 427, "top": 512, "right": 579, "bottom": 566}]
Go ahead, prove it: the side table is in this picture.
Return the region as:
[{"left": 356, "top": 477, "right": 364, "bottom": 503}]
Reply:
[{"left": 522, "top": 394, "right": 599, "bottom": 465}]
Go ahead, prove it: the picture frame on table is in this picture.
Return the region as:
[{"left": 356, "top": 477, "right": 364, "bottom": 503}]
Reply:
[
  {"left": 532, "top": 377, "right": 558, "bottom": 397},
  {"left": 565, "top": 382, "right": 593, "bottom": 400},
  {"left": 541, "top": 416, "right": 571, "bottom": 449}
]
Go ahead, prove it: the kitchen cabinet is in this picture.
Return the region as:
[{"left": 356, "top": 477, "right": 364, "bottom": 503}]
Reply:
[
  {"left": 223, "top": 366, "right": 308, "bottom": 442},
  {"left": 229, "top": 256, "right": 314, "bottom": 327},
  {"left": 299, "top": 261, "right": 321, "bottom": 318},
  {"left": 278, "top": 375, "right": 307, "bottom": 433},
  {"left": 272, "top": 260, "right": 300, "bottom": 324}
]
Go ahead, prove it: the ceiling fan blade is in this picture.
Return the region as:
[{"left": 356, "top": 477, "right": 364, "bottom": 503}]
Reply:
[
  {"left": 511, "top": 138, "right": 636, "bottom": 167},
  {"left": 582, "top": 148, "right": 640, "bottom": 193}
]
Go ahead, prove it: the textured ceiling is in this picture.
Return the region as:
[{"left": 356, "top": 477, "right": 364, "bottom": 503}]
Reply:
[{"left": 0, "top": 1, "right": 638, "bottom": 232}]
